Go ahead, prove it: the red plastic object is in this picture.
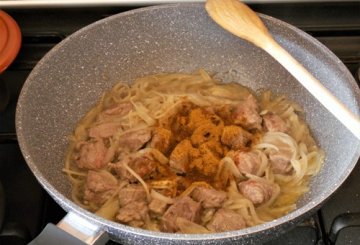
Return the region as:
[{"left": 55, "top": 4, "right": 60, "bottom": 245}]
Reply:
[{"left": 0, "top": 10, "right": 21, "bottom": 73}]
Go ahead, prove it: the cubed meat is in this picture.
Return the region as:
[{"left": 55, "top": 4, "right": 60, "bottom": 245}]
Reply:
[
  {"left": 190, "top": 122, "right": 223, "bottom": 147},
  {"left": 169, "top": 102, "right": 194, "bottom": 141},
  {"left": 232, "top": 95, "right": 262, "bottom": 130},
  {"left": 115, "top": 153, "right": 157, "bottom": 182},
  {"left": 161, "top": 196, "right": 202, "bottom": 232},
  {"left": 190, "top": 187, "right": 227, "bottom": 209},
  {"left": 89, "top": 122, "right": 122, "bottom": 138},
  {"left": 116, "top": 201, "right": 148, "bottom": 227},
  {"left": 232, "top": 151, "right": 262, "bottom": 176},
  {"left": 170, "top": 115, "right": 192, "bottom": 141},
  {"left": 214, "top": 104, "right": 234, "bottom": 125},
  {"left": 118, "top": 184, "right": 147, "bottom": 207},
  {"left": 263, "top": 113, "right": 288, "bottom": 133},
  {"left": 84, "top": 171, "right": 117, "bottom": 206},
  {"left": 221, "top": 125, "right": 252, "bottom": 150},
  {"left": 269, "top": 151, "right": 293, "bottom": 175},
  {"left": 149, "top": 199, "right": 168, "bottom": 215},
  {"left": 192, "top": 142, "right": 221, "bottom": 176},
  {"left": 150, "top": 127, "right": 172, "bottom": 154},
  {"left": 118, "top": 129, "right": 151, "bottom": 152},
  {"left": 75, "top": 140, "right": 107, "bottom": 170},
  {"left": 129, "top": 154, "right": 157, "bottom": 179},
  {"left": 238, "top": 179, "right": 275, "bottom": 205},
  {"left": 206, "top": 209, "right": 246, "bottom": 232},
  {"left": 169, "top": 139, "right": 193, "bottom": 173},
  {"left": 188, "top": 108, "right": 211, "bottom": 131},
  {"left": 188, "top": 107, "right": 224, "bottom": 129}
]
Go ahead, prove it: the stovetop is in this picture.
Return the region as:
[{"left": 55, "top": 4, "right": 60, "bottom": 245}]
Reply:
[{"left": 0, "top": 2, "right": 359, "bottom": 245}]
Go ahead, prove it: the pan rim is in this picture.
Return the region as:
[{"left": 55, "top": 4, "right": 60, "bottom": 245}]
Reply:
[{"left": 15, "top": 3, "right": 360, "bottom": 243}]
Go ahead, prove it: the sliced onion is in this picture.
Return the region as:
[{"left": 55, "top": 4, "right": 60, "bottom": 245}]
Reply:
[
  {"left": 198, "top": 68, "right": 212, "bottom": 82},
  {"left": 130, "top": 99, "right": 156, "bottom": 126},
  {"left": 179, "top": 181, "right": 211, "bottom": 198},
  {"left": 95, "top": 184, "right": 124, "bottom": 220},
  {"left": 96, "top": 198, "right": 119, "bottom": 220},
  {"left": 62, "top": 168, "right": 87, "bottom": 177},
  {"left": 150, "top": 189, "right": 174, "bottom": 204},
  {"left": 253, "top": 143, "right": 279, "bottom": 151},
  {"left": 222, "top": 157, "right": 241, "bottom": 179},
  {"left": 216, "top": 157, "right": 242, "bottom": 180},
  {"left": 123, "top": 162, "right": 150, "bottom": 201},
  {"left": 175, "top": 217, "right": 210, "bottom": 234},
  {"left": 137, "top": 148, "right": 169, "bottom": 165},
  {"left": 254, "top": 150, "right": 268, "bottom": 177}
]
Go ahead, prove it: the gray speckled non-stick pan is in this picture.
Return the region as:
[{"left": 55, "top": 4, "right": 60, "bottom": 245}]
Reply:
[{"left": 16, "top": 3, "right": 360, "bottom": 245}]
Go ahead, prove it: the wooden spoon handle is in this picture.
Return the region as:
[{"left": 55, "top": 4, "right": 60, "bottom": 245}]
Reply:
[{"left": 262, "top": 38, "right": 360, "bottom": 139}]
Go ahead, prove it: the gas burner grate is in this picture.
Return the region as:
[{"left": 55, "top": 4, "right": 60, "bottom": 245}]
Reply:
[{"left": 0, "top": 3, "right": 359, "bottom": 244}]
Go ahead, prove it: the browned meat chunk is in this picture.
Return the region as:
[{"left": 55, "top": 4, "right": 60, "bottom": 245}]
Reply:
[
  {"left": 84, "top": 171, "right": 117, "bottom": 206},
  {"left": 190, "top": 187, "right": 227, "bottom": 209},
  {"left": 232, "top": 151, "right": 262, "bottom": 176},
  {"left": 118, "top": 129, "right": 151, "bottom": 152},
  {"left": 75, "top": 140, "right": 107, "bottom": 169},
  {"left": 149, "top": 199, "right": 168, "bottom": 215},
  {"left": 269, "top": 151, "right": 293, "bottom": 174},
  {"left": 115, "top": 153, "right": 157, "bottom": 182},
  {"left": 129, "top": 154, "right": 157, "bottom": 179},
  {"left": 238, "top": 179, "right": 274, "bottom": 205},
  {"left": 232, "top": 95, "right": 262, "bottom": 130},
  {"left": 221, "top": 125, "right": 252, "bottom": 150},
  {"left": 190, "top": 122, "right": 223, "bottom": 147},
  {"left": 191, "top": 142, "right": 221, "bottom": 176},
  {"left": 116, "top": 201, "right": 148, "bottom": 227},
  {"left": 150, "top": 127, "right": 172, "bottom": 153},
  {"left": 118, "top": 184, "right": 147, "bottom": 207},
  {"left": 169, "top": 139, "right": 193, "bottom": 173},
  {"left": 168, "top": 102, "right": 194, "bottom": 141},
  {"left": 162, "top": 196, "right": 202, "bottom": 232},
  {"left": 188, "top": 108, "right": 212, "bottom": 131},
  {"left": 187, "top": 107, "right": 223, "bottom": 128},
  {"left": 263, "top": 113, "right": 288, "bottom": 133},
  {"left": 170, "top": 115, "right": 192, "bottom": 141},
  {"left": 206, "top": 209, "right": 246, "bottom": 232},
  {"left": 89, "top": 122, "right": 122, "bottom": 138},
  {"left": 214, "top": 104, "right": 234, "bottom": 125}
]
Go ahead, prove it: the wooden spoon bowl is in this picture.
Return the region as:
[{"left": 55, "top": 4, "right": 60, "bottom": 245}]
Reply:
[{"left": 206, "top": 0, "right": 360, "bottom": 139}]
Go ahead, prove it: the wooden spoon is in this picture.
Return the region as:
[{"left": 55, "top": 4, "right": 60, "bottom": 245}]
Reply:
[{"left": 206, "top": 0, "right": 360, "bottom": 140}]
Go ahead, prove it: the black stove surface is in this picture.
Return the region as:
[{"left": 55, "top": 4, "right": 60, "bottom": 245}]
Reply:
[{"left": 0, "top": 2, "right": 359, "bottom": 245}]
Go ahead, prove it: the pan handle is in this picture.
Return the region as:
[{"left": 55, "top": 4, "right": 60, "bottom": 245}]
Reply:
[{"left": 28, "top": 212, "right": 109, "bottom": 245}]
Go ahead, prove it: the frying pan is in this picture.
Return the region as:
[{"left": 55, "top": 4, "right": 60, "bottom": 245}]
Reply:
[{"left": 16, "top": 3, "right": 360, "bottom": 245}]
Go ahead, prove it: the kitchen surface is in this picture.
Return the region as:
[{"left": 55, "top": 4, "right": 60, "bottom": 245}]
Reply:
[{"left": 0, "top": 1, "right": 359, "bottom": 244}]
